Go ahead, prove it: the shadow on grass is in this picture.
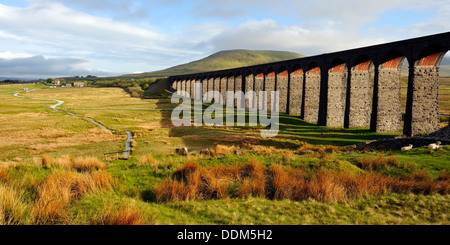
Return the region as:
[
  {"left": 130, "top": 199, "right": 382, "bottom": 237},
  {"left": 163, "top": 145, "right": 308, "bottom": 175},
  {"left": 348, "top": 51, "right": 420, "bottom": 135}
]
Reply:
[{"left": 150, "top": 94, "right": 401, "bottom": 151}]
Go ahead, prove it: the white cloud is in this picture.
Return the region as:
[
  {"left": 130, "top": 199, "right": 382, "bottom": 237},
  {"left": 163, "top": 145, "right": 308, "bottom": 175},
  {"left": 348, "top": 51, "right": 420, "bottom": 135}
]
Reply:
[
  {"left": 0, "top": 55, "right": 116, "bottom": 79},
  {"left": 0, "top": 0, "right": 448, "bottom": 79},
  {"left": 0, "top": 1, "right": 203, "bottom": 77},
  {"left": 200, "top": 19, "right": 387, "bottom": 56}
]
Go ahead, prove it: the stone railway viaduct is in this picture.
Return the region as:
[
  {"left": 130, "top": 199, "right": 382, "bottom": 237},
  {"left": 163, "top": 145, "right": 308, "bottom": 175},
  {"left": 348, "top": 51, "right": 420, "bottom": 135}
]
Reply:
[{"left": 169, "top": 32, "right": 450, "bottom": 136}]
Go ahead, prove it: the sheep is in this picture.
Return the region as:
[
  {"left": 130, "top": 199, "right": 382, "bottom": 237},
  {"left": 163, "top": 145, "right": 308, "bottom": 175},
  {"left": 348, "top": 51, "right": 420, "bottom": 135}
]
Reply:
[
  {"left": 428, "top": 141, "right": 441, "bottom": 151},
  {"left": 401, "top": 144, "right": 413, "bottom": 151}
]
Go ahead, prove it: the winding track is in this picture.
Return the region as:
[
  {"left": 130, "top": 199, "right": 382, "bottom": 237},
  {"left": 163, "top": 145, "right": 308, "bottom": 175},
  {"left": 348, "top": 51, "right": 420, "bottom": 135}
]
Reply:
[{"left": 13, "top": 90, "right": 133, "bottom": 158}]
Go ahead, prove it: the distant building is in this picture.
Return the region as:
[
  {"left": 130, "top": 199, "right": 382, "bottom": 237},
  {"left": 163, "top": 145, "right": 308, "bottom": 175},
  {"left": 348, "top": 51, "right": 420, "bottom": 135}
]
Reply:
[
  {"left": 53, "top": 79, "right": 61, "bottom": 85},
  {"left": 73, "top": 82, "right": 85, "bottom": 88},
  {"left": 65, "top": 83, "right": 72, "bottom": 88}
]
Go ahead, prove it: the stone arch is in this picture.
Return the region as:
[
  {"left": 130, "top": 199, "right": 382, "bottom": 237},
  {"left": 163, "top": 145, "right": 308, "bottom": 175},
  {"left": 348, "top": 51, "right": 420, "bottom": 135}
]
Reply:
[
  {"left": 327, "top": 59, "right": 348, "bottom": 127},
  {"left": 303, "top": 62, "right": 321, "bottom": 123},
  {"left": 416, "top": 45, "right": 448, "bottom": 67},
  {"left": 276, "top": 66, "right": 289, "bottom": 113},
  {"left": 346, "top": 55, "right": 374, "bottom": 128},
  {"left": 289, "top": 64, "right": 303, "bottom": 115}
]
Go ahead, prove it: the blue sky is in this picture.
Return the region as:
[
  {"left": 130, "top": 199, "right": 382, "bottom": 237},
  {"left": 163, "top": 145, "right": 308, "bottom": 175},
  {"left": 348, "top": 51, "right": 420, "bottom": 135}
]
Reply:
[{"left": 0, "top": 0, "right": 449, "bottom": 79}]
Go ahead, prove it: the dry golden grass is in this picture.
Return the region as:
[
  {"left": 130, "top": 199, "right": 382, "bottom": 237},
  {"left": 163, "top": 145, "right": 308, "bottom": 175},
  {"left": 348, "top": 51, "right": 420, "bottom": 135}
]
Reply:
[
  {"left": 154, "top": 162, "right": 450, "bottom": 203},
  {"left": 32, "top": 171, "right": 113, "bottom": 224},
  {"left": 90, "top": 204, "right": 148, "bottom": 225},
  {"left": 138, "top": 154, "right": 159, "bottom": 168},
  {"left": 0, "top": 184, "right": 28, "bottom": 225},
  {"left": 213, "top": 144, "right": 237, "bottom": 157},
  {"left": 41, "top": 155, "right": 106, "bottom": 172},
  {"left": 0, "top": 168, "right": 11, "bottom": 183},
  {"left": 0, "top": 161, "right": 18, "bottom": 169},
  {"left": 268, "top": 164, "right": 305, "bottom": 200},
  {"left": 356, "top": 154, "right": 401, "bottom": 171},
  {"left": 0, "top": 121, "right": 122, "bottom": 154}
]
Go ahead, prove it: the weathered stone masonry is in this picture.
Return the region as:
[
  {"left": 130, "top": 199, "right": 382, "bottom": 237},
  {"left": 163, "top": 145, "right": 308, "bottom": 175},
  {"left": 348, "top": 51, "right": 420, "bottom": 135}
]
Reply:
[{"left": 169, "top": 32, "right": 450, "bottom": 136}]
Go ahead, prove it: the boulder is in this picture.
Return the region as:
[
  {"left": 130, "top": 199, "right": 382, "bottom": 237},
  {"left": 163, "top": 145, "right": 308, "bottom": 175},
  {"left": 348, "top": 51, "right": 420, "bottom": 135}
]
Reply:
[{"left": 175, "top": 147, "right": 188, "bottom": 156}]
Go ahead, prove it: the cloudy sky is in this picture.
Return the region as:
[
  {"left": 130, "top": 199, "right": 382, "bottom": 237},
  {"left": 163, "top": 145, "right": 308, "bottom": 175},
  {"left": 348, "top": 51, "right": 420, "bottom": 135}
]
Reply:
[{"left": 0, "top": 0, "right": 449, "bottom": 79}]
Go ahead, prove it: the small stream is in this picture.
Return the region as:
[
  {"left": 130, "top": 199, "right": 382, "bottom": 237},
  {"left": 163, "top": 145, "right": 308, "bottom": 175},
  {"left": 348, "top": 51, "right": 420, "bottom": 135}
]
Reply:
[{"left": 13, "top": 91, "right": 133, "bottom": 158}]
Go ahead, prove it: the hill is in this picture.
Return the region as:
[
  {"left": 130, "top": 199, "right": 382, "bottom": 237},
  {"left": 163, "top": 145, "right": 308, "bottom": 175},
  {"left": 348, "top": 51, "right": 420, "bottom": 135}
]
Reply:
[{"left": 116, "top": 50, "right": 305, "bottom": 79}]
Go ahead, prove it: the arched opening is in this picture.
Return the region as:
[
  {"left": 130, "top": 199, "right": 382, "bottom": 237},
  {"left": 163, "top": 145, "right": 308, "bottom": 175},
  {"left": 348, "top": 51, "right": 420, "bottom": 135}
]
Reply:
[
  {"left": 277, "top": 66, "right": 289, "bottom": 113},
  {"left": 404, "top": 45, "right": 448, "bottom": 136},
  {"left": 373, "top": 51, "right": 406, "bottom": 133},
  {"left": 289, "top": 64, "right": 303, "bottom": 115},
  {"left": 303, "top": 63, "right": 321, "bottom": 123},
  {"left": 264, "top": 67, "right": 276, "bottom": 111},
  {"left": 440, "top": 52, "right": 450, "bottom": 127},
  {"left": 327, "top": 59, "right": 347, "bottom": 127},
  {"left": 346, "top": 55, "right": 374, "bottom": 129}
]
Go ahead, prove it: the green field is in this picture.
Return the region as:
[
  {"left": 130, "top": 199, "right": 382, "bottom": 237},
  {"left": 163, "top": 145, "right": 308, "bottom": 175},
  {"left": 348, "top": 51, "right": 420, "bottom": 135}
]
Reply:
[{"left": 0, "top": 84, "right": 449, "bottom": 225}]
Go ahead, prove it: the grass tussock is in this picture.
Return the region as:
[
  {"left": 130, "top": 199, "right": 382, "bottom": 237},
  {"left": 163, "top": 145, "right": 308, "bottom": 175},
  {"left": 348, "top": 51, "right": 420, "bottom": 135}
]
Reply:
[
  {"left": 213, "top": 144, "right": 237, "bottom": 157},
  {"left": 90, "top": 204, "right": 148, "bottom": 225},
  {"left": 155, "top": 162, "right": 450, "bottom": 203},
  {"left": 295, "top": 143, "right": 336, "bottom": 158},
  {"left": 0, "top": 184, "right": 28, "bottom": 225},
  {"left": 32, "top": 171, "right": 113, "bottom": 224},
  {"left": 0, "top": 168, "right": 11, "bottom": 183},
  {"left": 356, "top": 154, "right": 401, "bottom": 171},
  {"left": 138, "top": 154, "right": 158, "bottom": 167},
  {"left": 41, "top": 155, "right": 106, "bottom": 172}
]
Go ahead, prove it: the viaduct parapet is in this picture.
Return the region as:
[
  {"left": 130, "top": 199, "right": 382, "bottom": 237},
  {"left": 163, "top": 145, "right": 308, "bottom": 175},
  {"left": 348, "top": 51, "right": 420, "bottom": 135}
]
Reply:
[{"left": 169, "top": 32, "right": 450, "bottom": 137}]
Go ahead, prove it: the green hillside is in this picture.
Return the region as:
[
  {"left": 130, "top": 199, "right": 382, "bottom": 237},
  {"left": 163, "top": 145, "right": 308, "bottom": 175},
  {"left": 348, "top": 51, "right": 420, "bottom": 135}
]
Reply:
[{"left": 117, "top": 50, "right": 305, "bottom": 79}]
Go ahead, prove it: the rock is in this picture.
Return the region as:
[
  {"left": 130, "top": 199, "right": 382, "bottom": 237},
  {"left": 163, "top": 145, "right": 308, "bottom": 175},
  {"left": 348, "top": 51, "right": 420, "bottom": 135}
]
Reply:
[
  {"left": 234, "top": 149, "right": 245, "bottom": 155},
  {"left": 200, "top": 148, "right": 210, "bottom": 156},
  {"left": 176, "top": 147, "right": 188, "bottom": 156}
]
